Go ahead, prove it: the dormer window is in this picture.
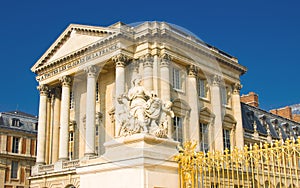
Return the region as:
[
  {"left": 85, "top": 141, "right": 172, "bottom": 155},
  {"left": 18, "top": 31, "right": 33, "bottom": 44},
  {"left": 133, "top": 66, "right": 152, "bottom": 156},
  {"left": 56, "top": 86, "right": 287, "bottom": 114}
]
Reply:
[{"left": 12, "top": 118, "right": 20, "bottom": 127}]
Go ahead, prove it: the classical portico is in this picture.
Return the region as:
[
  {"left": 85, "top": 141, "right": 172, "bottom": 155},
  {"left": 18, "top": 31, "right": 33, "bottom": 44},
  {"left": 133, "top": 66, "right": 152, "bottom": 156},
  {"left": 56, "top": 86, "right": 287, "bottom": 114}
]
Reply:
[{"left": 29, "top": 21, "right": 247, "bottom": 188}]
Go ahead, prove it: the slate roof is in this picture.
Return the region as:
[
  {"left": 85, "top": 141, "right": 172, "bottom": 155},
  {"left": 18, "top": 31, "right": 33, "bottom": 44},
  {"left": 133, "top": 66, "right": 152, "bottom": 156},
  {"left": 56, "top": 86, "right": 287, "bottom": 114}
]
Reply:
[
  {"left": 241, "top": 103, "right": 300, "bottom": 140},
  {"left": 0, "top": 110, "right": 38, "bottom": 134}
]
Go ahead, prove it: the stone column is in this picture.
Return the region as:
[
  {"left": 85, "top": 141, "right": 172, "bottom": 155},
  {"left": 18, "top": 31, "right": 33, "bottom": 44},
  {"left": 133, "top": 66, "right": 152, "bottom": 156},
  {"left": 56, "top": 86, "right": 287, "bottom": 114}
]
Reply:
[
  {"left": 143, "top": 54, "right": 153, "bottom": 91},
  {"left": 231, "top": 83, "right": 244, "bottom": 149},
  {"left": 52, "top": 87, "right": 61, "bottom": 163},
  {"left": 159, "top": 54, "right": 172, "bottom": 138},
  {"left": 152, "top": 55, "right": 159, "bottom": 94},
  {"left": 210, "top": 75, "right": 224, "bottom": 151},
  {"left": 58, "top": 75, "right": 72, "bottom": 161},
  {"left": 36, "top": 84, "right": 49, "bottom": 165},
  {"left": 84, "top": 65, "right": 98, "bottom": 156},
  {"left": 187, "top": 65, "right": 200, "bottom": 142},
  {"left": 112, "top": 54, "right": 128, "bottom": 137}
]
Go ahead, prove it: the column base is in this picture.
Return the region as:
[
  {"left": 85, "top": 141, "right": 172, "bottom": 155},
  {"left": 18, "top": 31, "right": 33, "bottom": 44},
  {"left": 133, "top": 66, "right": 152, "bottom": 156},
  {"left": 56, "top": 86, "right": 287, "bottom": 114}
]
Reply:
[{"left": 58, "top": 157, "right": 68, "bottom": 161}]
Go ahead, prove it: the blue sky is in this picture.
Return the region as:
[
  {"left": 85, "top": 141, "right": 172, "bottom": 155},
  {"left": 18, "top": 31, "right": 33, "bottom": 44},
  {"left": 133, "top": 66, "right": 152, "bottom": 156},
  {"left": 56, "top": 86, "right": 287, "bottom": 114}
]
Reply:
[{"left": 0, "top": 0, "right": 299, "bottom": 115}]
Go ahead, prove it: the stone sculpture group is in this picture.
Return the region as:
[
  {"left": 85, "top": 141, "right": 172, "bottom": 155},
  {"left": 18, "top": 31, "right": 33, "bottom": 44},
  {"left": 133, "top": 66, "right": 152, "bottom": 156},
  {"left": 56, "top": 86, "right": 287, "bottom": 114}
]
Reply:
[{"left": 117, "top": 75, "right": 174, "bottom": 138}]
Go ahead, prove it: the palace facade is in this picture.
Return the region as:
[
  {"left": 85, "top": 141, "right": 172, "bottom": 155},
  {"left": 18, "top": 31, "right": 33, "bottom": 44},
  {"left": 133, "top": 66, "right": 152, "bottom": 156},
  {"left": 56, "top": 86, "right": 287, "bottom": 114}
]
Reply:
[
  {"left": 0, "top": 111, "right": 37, "bottom": 188},
  {"left": 29, "top": 22, "right": 299, "bottom": 188}
]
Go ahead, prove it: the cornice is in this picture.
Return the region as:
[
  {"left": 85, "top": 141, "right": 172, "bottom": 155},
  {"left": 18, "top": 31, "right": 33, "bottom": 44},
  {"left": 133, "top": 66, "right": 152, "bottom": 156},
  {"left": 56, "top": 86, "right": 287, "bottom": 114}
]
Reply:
[{"left": 32, "top": 22, "right": 247, "bottom": 77}]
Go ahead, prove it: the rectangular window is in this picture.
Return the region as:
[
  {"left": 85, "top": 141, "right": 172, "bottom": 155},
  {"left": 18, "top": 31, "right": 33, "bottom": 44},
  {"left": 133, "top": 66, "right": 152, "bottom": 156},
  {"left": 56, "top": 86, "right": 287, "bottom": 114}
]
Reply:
[
  {"left": 12, "top": 137, "right": 20, "bottom": 153},
  {"left": 172, "top": 68, "right": 182, "bottom": 90},
  {"left": 12, "top": 118, "right": 20, "bottom": 127},
  {"left": 95, "top": 126, "right": 99, "bottom": 136},
  {"left": 11, "top": 161, "right": 18, "bottom": 179},
  {"left": 70, "top": 91, "right": 75, "bottom": 109},
  {"left": 96, "top": 82, "right": 99, "bottom": 102},
  {"left": 223, "top": 129, "right": 231, "bottom": 150},
  {"left": 198, "top": 79, "right": 207, "bottom": 98},
  {"left": 199, "top": 123, "right": 209, "bottom": 153},
  {"left": 173, "top": 116, "right": 183, "bottom": 143}
]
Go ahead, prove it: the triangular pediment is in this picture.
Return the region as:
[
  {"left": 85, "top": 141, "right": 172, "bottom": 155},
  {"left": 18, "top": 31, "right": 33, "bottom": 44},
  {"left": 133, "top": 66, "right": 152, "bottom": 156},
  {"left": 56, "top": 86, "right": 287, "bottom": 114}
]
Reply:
[{"left": 31, "top": 24, "right": 117, "bottom": 72}]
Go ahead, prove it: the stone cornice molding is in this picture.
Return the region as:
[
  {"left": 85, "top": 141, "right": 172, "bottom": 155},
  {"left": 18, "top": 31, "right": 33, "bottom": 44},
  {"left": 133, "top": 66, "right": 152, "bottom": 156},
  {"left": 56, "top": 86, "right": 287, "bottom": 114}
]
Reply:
[
  {"left": 159, "top": 53, "right": 172, "bottom": 67},
  {"left": 59, "top": 75, "right": 72, "bottom": 87},
  {"left": 211, "top": 75, "right": 222, "bottom": 86},
  {"left": 37, "top": 85, "right": 49, "bottom": 96},
  {"left": 232, "top": 83, "right": 242, "bottom": 95},
  {"left": 187, "top": 65, "right": 198, "bottom": 77},
  {"left": 84, "top": 65, "right": 98, "bottom": 78},
  {"left": 112, "top": 54, "right": 130, "bottom": 67}
]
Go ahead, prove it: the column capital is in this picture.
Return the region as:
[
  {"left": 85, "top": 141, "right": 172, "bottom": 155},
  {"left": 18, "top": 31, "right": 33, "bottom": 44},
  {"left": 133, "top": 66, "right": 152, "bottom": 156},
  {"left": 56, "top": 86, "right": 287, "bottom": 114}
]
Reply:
[
  {"left": 187, "top": 65, "right": 197, "bottom": 77},
  {"left": 232, "top": 82, "right": 242, "bottom": 95},
  {"left": 159, "top": 53, "right": 172, "bottom": 67},
  {"left": 37, "top": 84, "right": 49, "bottom": 96},
  {"left": 84, "top": 65, "right": 98, "bottom": 77},
  {"left": 211, "top": 75, "right": 222, "bottom": 86},
  {"left": 141, "top": 54, "right": 154, "bottom": 67},
  {"left": 59, "top": 75, "right": 72, "bottom": 87},
  {"left": 112, "top": 54, "right": 130, "bottom": 67}
]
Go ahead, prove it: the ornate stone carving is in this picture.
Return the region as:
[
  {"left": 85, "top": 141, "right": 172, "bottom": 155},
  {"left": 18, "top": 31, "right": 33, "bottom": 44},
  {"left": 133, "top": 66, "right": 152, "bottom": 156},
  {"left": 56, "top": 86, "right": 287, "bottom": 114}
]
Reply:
[
  {"left": 84, "top": 65, "right": 98, "bottom": 77},
  {"left": 159, "top": 53, "right": 171, "bottom": 67},
  {"left": 37, "top": 84, "right": 49, "bottom": 96},
  {"left": 116, "top": 75, "right": 174, "bottom": 138},
  {"left": 141, "top": 54, "right": 154, "bottom": 67},
  {"left": 211, "top": 75, "right": 222, "bottom": 86},
  {"left": 59, "top": 75, "right": 72, "bottom": 87},
  {"left": 187, "top": 65, "right": 197, "bottom": 77},
  {"left": 112, "top": 54, "right": 129, "bottom": 67},
  {"left": 232, "top": 83, "right": 242, "bottom": 95}
]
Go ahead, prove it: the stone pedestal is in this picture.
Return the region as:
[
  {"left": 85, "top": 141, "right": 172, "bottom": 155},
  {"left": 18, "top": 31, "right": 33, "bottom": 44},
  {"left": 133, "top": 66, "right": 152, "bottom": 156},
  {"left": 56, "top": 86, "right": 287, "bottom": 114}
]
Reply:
[{"left": 77, "top": 134, "right": 179, "bottom": 188}]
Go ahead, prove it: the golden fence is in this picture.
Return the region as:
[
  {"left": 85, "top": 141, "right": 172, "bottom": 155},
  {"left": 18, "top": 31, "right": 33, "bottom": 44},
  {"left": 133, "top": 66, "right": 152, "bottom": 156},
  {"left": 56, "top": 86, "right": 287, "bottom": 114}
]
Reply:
[{"left": 174, "top": 138, "right": 300, "bottom": 188}]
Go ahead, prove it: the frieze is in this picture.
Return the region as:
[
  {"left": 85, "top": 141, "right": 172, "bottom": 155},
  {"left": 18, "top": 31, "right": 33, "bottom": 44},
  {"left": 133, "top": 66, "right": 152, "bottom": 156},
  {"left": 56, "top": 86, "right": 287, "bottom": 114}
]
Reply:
[{"left": 37, "top": 43, "right": 119, "bottom": 81}]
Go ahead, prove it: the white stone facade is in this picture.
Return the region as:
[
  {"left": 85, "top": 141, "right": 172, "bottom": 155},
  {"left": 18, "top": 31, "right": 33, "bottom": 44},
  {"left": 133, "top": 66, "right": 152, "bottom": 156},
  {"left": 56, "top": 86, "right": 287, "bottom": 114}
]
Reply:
[{"left": 29, "top": 21, "right": 247, "bottom": 188}]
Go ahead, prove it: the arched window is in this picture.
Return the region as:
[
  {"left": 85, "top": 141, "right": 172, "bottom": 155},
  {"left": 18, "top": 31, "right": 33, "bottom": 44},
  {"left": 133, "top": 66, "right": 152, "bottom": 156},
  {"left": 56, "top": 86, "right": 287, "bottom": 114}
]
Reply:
[
  {"left": 199, "top": 107, "right": 215, "bottom": 153},
  {"left": 223, "top": 114, "right": 236, "bottom": 151}
]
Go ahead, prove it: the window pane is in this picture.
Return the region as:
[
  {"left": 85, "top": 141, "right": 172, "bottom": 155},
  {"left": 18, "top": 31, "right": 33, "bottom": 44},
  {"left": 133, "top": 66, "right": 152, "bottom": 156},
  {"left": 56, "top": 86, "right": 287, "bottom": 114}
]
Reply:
[
  {"left": 11, "top": 161, "right": 18, "bottom": 178},
  {"left": 173, "top": 68, "right": 181, "bottom": 90},
  {"left": 173, "top": 116, "right": 183, "bottom": 143},
  {"left": 199, "top": 79, "right": 207, "bottom": 98},
  {"left": 223, "top": 129, "right": 230, "bottom": 150},
  {"left": 199, "top": 123, "right": 209, "bottom": 153},
  {"left": 12, "top": 137, "right": 19, "bottom": 153}
]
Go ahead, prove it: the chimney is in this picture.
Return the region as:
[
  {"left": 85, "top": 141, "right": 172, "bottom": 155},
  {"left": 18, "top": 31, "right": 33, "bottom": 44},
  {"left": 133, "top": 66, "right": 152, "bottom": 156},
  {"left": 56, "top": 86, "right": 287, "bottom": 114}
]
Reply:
[
  {"left": 240, "top": 92, "right": 259, "bottom": 107},
  {"left": 270, "top": 106, "right": 293, "bottom": 120}
]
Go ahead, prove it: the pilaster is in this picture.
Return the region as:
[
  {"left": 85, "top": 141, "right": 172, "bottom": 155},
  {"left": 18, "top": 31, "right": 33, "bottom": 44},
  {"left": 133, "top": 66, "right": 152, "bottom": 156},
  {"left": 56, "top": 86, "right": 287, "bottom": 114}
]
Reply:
[
  {"left": 112, "top": 54, "right": 129, "bottom": 137},
  {"left": 142, "top": 53, "right": 154, "bottom": 91},
  {"left": 159, "top": 53, "right": 172, "bottom": 138},
  {"left": 210, "top": 75, "right": 224, "bottom": 151},
  {"left": 231, "top": 83, "right": 244, "bottom": 149},
  {"left": 187, "top": 65, "right": 200, "bottom": 143}
]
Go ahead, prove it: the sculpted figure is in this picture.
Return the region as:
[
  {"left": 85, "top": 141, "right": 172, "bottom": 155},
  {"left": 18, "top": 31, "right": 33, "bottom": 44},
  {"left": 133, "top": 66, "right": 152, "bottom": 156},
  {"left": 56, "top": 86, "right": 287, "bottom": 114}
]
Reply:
[{"left": 117, "top": 75, "right": 174, "bottom": 138}]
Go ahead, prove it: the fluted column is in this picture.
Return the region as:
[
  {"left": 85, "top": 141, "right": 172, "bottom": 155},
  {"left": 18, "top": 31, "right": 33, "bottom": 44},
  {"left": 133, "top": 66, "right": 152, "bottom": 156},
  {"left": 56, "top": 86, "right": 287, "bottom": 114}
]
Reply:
[
  {"left": 52, "top": 87, "right": 61, "bottom": 163},
  {"left": 210, "top": 75, "right": 224, "bottom": 151},
  {"left": 187, "top": 65, "right": 200, "bottom": 142},
  {"left": 159, "top": 54, "right": 172, "bottom": 138},
  {"left": 59, "top": 75, "right": 72, "bottom": 161},
  {"left": 112, "top": 54, "right": 128, "bottom": 136},
  {"left": 142, "top": 54, "right": 153, "bottom": 91},
  {"left": 232, "top": 83, "right": 244, "bottom": 149},
  {"left": 36, "top": 84, "right": 49, "bottom": 165},
  {"left": 84, "top": 65, "right": 98, "bottom": 156}
]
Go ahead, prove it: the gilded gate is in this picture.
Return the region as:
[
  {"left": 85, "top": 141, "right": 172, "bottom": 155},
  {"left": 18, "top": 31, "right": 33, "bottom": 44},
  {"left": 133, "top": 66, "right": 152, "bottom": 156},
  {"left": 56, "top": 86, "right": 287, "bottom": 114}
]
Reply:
[{"left": 174, "top": 138, "right": 300, "bottom": 188}]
